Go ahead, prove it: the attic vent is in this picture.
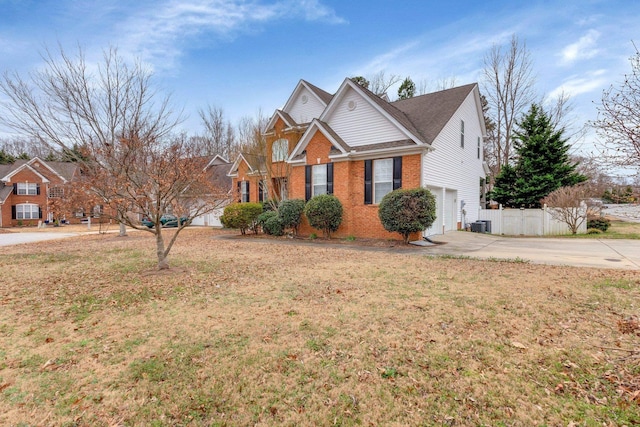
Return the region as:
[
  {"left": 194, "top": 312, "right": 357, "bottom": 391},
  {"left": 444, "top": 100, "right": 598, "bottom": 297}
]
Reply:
[
  {"left": 347, "top": 100, "right": 357, "bottom": 111},
  {"left": 301, "top": 95, "right": 308, "bottom": 104}
]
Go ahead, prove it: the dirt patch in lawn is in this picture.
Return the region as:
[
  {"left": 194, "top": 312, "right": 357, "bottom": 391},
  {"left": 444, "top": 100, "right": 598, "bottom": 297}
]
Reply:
[{"left": 0, "top": 229, "right": 639, "bottom": 426}]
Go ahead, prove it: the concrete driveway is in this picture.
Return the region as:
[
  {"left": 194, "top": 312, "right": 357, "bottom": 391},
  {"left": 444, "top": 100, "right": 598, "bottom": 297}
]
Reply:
[
  {"left": 0, "top": 232, "right": 80, "bottom": 247},
  {"left": 426, "top": 232, "right": 640, "bottom": 270}
]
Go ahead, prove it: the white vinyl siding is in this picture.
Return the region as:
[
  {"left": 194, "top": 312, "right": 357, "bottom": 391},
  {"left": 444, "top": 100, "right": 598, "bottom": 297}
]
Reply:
[
  {"left": 312, "top": 164, "right": 327, "bottom": 196},
  {"left": 16, "top": 203, "right": 39, "bottom": 219},
  {"left": 374, "top": 158, "right": 393, "bottom": 204},
  {"left": 17, "top": 182, "right": 37, "bottom": 195},
  {"left": 326, "top": 88, "right": 407, "bottom": 148},
  {"left": 422, "top": 89, "right": 486, "bottom": 234},
  {"left": 288, "top": 87, "right": 326, "bottom": 124}
]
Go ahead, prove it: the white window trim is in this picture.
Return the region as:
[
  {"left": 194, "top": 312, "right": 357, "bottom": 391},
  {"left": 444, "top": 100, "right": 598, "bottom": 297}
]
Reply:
[
  {"left": 16, "top": 203, "right": 39, "bottom": 220},
  {"left": 272, "top": 139, "right": 288, "bottom": 162},
  {"left": 373, "top": 158, "right": 393, "bottom": 204},
  {"left": 241, "top": 181, "right": 249, "bottom": 203},
  {"left": 460, "top": 120, "right": 465, "bottom": 148},
  {"left": 312, "top": 164, "right": 328, "bottom": 197},
  {"left": 17, "top": 182, "right": 38, "bottom": 195}
]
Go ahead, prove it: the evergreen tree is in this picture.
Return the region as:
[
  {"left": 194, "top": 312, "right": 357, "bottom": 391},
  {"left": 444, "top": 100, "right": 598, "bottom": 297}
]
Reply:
[
  {"left": 0, "top": 149, "right": 16, "bottom": 164},
  {"left": 491, "top": 104, "right": 586, "bottom": 208},
  {"left": 397, "top": 77, "right": 416, "bottom": 100}
]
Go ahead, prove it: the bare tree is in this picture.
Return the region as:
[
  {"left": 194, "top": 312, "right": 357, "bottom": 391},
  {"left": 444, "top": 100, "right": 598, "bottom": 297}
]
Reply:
[
  {"left": 0, "top": 46, "right": 229, "bottom": 269},
  {"left": 369, "top": 71, "right": 401, "bottom": 98},
  {"left": 482, "top": 35, "right": 536, "bottom": 178},
  {"left": 593, "top": 43, "right": 640, "bottom": 172},
  {"left": 198, "top": 104, "right": 236, "bottom": 159},
  {"left": 542, "top": 185, "right": 589, "bottom": 234}
]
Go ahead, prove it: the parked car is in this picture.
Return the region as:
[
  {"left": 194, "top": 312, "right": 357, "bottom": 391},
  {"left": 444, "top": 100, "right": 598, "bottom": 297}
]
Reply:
[{"left": 141, "top": 215, "right": 189, "bottom": 228}]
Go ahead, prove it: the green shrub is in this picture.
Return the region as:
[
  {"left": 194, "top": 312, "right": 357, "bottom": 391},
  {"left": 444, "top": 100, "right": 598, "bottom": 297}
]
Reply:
[
  {"left": 587, "top": 228, "right": 602, "bottom": 235},
  {"left": 378, "top": 187, "right": 436, "bottom": 243},
  {"left": 220, "top": 203, "right": 263, "bottom": 235},
  {"left": 278, "top": 199, "right": 305, "bottom": 235},
  {"left": 257, "top": 211, "right": 284, "bottom": 236},
  {"left": 587, "top": 217, "right": 610, "bottom": 232},
  {"left": 304, "top": 194, "right": 343, "bottom": 239}
]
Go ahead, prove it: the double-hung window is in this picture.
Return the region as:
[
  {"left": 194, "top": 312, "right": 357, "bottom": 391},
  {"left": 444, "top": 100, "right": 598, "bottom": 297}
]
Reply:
[
  {"left": 15, "top": 203, "right": 40, "bottom": 220},
  {"left": 240, "top": 181, "right": 249, "bottom": 203},
  {"left": 272, "top": 139, "right": 288, "bottom": 162},
  {"left": 373, "top": 159, "right": 393, "bottom": 204},
  {"left": 364, "top": 157, "right": 402, "bottom": 205},
  {"left": 16, "top": 182, "right": 38, "bottom": 195},
  {"left": 304, "top": 163, "right": 333, "bottom": 201}
]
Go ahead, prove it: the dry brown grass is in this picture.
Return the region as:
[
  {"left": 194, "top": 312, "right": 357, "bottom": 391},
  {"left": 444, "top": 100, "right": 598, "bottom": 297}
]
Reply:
[{"left": 1, "top": 229, "right": 639, "bottom": 426}]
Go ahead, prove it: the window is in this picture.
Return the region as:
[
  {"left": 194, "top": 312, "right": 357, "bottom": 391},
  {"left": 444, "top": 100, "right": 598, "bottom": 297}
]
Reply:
[
  {"left": 272, "top": 139, "right": 288, "bottom": 162},
  {"left": 364, "top": 157, "right": 402, "bottom": 205},
  {"left": 305, "top": 164, "right": 333, "bottom": 201},
  {"left": 93, "top": 205, "right": 103, "bottom": 218},
  {"left": 373, "top": 159, "right": 393, "bottom": 204},
  {"left": 460, "top": 120, "right": 465, "bottom": 148},
  {"left": 258, "top": 180, "right": 267, "bottom": 202},
  {"left": 16, "top": 182, "right": 38, "bottom": 195},
  {"left": 477, "top": 136, "right": 481, "bottom": 159},
  {"left": 273, "top": 177, "right": 288, "bottom": 201},
  {"left": 312, "top": 165, "right": 327, "bottom": 196},
  {"left": 49, "top": 186, "right": 64, "bottom": 198},
  {"left": 240, "top": 181, "right": 249, "bottom": 203},
  {"left": 15, "top": 204, "right": 40, "bottom": 220}
]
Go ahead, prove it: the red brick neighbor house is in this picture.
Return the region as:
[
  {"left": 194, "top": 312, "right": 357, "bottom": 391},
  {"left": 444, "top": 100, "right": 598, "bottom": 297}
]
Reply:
[{"left": 229, "top": 78, "right": 488, "bottom": 239}]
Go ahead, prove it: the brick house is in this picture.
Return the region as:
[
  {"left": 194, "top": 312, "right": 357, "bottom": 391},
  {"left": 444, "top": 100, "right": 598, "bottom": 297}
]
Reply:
[
  {"left": 229, "top": 78, "right": 488, "bottom": 239},
  {"left": 190, "top": 154, "right": 233, "bottom": 227},
  {"left": 0, "top": 157, "right": 87, "bottom": 227}
]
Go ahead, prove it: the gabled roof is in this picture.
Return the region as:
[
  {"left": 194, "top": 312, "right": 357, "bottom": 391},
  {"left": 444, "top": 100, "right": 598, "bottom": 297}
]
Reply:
[
  {"left": 265, "top": 109, "right": 298, "bottom": 133},
  {"left": 40, "top": 160, "right": 80, "bottom": 182},
  {"left": 319, "top": 78, "right": 427, "bottom": 146},
  {"left": 227, "top": 153, "right": 266, "bottom": 177},
  {"left": 1, "top": 162, "right": 50, "bottom": 183},
  {"left": 289, "top": 119, "right": 351, "bottom": 160},
  {"left": 392, "top": 83, "right": 479, "bottom": 144},
  {"left": 27, "top": 157, "right": 70, "bottom": 183},
  {"left": 281, "top": 79, "right": 333, "bottom": 116},
  {"left": 204, "top": 154, "right": 229, "bottom": 168},
  {"left": 0, "top": 185, "right": 12, "bottom": 203}
]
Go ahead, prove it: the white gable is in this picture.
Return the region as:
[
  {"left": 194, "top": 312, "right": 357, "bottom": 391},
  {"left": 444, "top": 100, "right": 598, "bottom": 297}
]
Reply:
[
  {"left": 287, "top": 87, "right": 326, "bottom": 124},
  {"left": 324, "top": 86, "right": 407, "bottom": 147}
]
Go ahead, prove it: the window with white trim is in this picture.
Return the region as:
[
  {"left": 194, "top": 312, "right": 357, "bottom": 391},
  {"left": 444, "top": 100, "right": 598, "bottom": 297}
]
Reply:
[
  {"left": 49, "top": 186, "right": 64, "bottom": 198},
  {"left": 16, "top": 203, "right": 39, "bottom": 220},
  {"left": 460, "top": 120, "right": 465, "bottom": 148},
  {"left": 373, "top": 158, "right": 393, "bottom": 204},
  {"left": 17, "top": 182, "right": 38, "bottom": 195},
  {"left": 312, "top": 164, "right": 327, "bottom": 196},
  {"left": 272, "top": 139, "right": 288, "bottom": 162},
  {"left": 241, "top": 181, "right": 249, "bottom": 203}
]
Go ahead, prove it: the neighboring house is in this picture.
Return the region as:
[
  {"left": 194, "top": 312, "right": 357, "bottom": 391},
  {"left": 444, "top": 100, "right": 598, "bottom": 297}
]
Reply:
[
  {"left": 190, "top": 154, "right": 233, "bottom": 227},
  {"left": 229, "top": 78, "right": 488, "bottom": 239},
  {"left": 0, "top": 157, "right": 83, "bottom": 227},
  {"left": 227, "top": 152, "right": 267, "bottom": 203}
]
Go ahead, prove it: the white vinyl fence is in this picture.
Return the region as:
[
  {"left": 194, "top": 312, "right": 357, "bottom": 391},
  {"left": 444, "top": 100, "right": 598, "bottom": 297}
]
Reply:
[{"left": 478, "top": 204, "right": 587, "bottom": 235}]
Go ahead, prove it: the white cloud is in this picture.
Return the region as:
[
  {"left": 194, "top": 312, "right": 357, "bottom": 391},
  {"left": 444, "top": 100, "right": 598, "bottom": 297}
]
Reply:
[
  {"left": 548, "top": 69, "right": 608, "bottom": 99},
  {"left": 116, "top": 0, "right": 344, "bottom": 70},
  {"left": 560, "top": 29, "right": 600, "bottom": 65}
]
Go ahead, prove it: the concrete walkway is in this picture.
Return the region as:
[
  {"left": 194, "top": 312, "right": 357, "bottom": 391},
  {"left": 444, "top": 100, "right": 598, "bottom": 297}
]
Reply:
[
  {"left": 426, "top": 232, "right": 640, "bottom": 270},
  {"left": 0, "top": 232, "right": 79, "bottom": 247}
]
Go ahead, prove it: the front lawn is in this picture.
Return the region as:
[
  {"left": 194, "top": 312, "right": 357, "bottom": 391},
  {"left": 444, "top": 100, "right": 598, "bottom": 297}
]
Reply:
[{"left": 1, "top": 229, "right": 638, "bottom": 425}]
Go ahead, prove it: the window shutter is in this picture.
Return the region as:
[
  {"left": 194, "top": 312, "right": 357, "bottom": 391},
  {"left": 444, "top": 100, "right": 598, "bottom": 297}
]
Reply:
[
  {"left": 305, "top": 165, "right": 312, "bottom": 201},
  {"left": 393, "top": 156, "right": 402, "bottom": 190},
  {"left": 11, "top": 205, "right": 16, "bottom": 219},
  {"left": 364, "top": 160, "right": 372, "bottom": 205},
  {"left": 13, "top": 183, "right": 17, "bottom": 194},
  {"left": 36, "top": 184, "right": 40, "bottom": 195},
  {"left": 237, "top": 181, "right": 241, "bottom": 202},
  {"left": 38, "top": 207, "right": 42, "bottom": 219},
  {"left": 326, "top": 163, "right": 334, "bottom": 195},
  {"left": 258, "top": 181, "right": 264, "bottom": 202}
]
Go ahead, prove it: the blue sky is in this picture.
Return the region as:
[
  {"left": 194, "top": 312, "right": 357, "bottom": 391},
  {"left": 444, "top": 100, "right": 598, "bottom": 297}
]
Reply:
[{"left": 0, "top": 0, "right": 638, "bottom": 161}]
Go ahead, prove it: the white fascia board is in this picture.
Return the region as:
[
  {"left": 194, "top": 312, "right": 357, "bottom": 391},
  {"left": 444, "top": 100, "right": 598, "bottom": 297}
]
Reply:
[
  {"left": 28, "top": 157, "right": 67, "bottom": 183},
  {"left": 2, "top": 163, "right": 50, "bottom": 183}
]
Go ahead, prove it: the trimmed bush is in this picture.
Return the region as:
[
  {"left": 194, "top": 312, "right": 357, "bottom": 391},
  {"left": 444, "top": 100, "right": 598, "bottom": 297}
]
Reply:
[
  {"left": 304, "top": 194, "right": 343, "bottom": 238},
  {"left": 258, "top": 211, "right": 284, "bottom": 236},
  {"left": 220, "top": 203, "right": 263, "bottom": 235},
  {"left": 587, "top": 228, "right": 603, "bottom": 235},
  {"left": 587, "top": 217, "right": 610, "bottom": 232},
  {"left": 278, "top": 199, "right": 305, "bottom": 235},
  {"left": 378, "top": 187, "right": 437, "bottom": 243}
]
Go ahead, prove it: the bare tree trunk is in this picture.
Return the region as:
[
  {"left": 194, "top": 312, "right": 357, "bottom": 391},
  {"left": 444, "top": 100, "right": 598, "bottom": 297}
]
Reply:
[
  {"left": 155, "top": 230, "right": 169, "bottom": 270},
  {"left": 119, "top": 222, "right": 127, "bottom": 237}
]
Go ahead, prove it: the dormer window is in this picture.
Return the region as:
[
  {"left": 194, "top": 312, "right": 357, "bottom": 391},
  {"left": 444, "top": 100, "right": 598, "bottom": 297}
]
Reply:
[{"left": 272, "top": 139, "right": 288, "bottom": 162}]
